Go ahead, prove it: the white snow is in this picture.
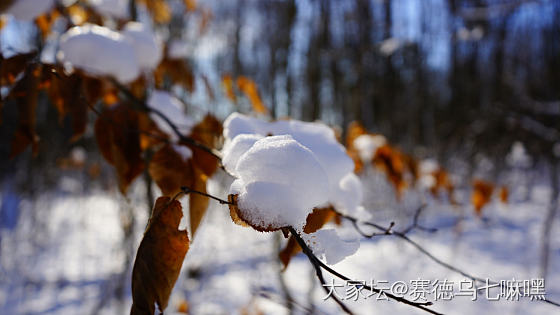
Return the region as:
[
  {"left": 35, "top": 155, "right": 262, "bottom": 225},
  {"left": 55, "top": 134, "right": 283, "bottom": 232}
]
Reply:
[
  {"left": 58, "top": 24, "right": 141, "bottom": 83},
  {"left": 353, "top": 134, "right": 387, "bottom": 162},
  {"left": 230, "top": 135, "right": 330, "bottom": 231},
  {"left": 4, "top": 0, "right": 54, "bottom": 21},
  {"left": 147, "top": 90, "right": 194, "bottom": 140},
  {"left": 88, "top": 0, "right": 129, "bottom": 19},
  {"left": 302, "top": 229, "right": 360, "bottom": 265},
  {"left": 121, "top": 22, "right": 162, "bottom": 71},
  {"left": 223, "top": 113, "right": 361, "bottom": 216},
  {"left": 223, "top": 113, "right": 364, "bottom": 263},
  {"left": 506, "top": 141, "right": 532, "bottom": 167},
  {"left": 221, "top": 133, "right": 263, "bottom": 176}
]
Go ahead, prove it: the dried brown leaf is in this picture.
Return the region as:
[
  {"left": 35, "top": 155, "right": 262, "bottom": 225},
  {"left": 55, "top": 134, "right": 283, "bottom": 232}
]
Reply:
[
  {"left": 472, "top": 179, "right": 494, "bottom": 215},
  {"left": 131, "top": 197, "right": 190, "bottom": 315},
  {"left": 189, "top": 166, "right": 209, "bottom": 237},
  {"left": 236, "top": 76, "right": 267, "bottom": 114},
  {"left": 187, "top": 114, "right": 222, "bottom": 176},
  {"left": 94, "top": 104, "right": 145, "bottom": 193},
  {"left": 149, "top": 144, "right": 194, "bottom": 197},
  {"left": 9, "top": 68, "right": 40, "bottom": 157}
]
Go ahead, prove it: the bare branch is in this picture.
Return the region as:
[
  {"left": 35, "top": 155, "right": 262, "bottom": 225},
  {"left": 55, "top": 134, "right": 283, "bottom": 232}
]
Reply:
[
  {"left": 288, "top": 227, "right": 442, "bottom": 315},
  {"left": 181, "top": 186, "right": 233, "bottom": 205},
  {"left": 336, "top": 211, "right": 560, "bottom": 308}
]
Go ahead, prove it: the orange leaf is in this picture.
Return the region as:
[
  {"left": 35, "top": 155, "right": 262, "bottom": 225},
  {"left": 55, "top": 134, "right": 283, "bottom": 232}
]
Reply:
[
  {"left": 35, "top": 9, "right": 60, "bottom": 38},
  {"left": 154, "top": 57, "right": 194, "bottom": 92},
  {"left": 94, "top": 104, "right": 145, "bottom": 193},
  {"left": 176, "top": 299, "right": 189, "bottom": 313},
  {"left": 139, "top": 0, "right": 171, "bottom": 24},
  {"left": 187, "top": 114, "right": 223, "bottom": 176},
  {"left": 236, "top": 76, "right": 268, "bottom": 114},
  {"left": 345, "top": 121, "right": 367, "bottom": 151},
  {"left": 221, "top": 74, "right": 236, "bottom": 103},
  {"left": 131, "top": 197, "right": 190, "bottom": 315},
  {"left": 499, "top": 186, "right": 509, "bottom": 204},
  {"left": 373, "top": 145, "right": 407, "bottom": 197},
  {"left": 303, "top": 207, "right": 337, "bottom": 234},
  {"left": 184, "top": 0, "right": 196, "bottom": 12},
  {"left": 471, "top": 179, "right": 494, "bottom": 215},
  {"left": 67, "top": 4, "right": 87, "bottom": 25},
  {"left": 279, "top": 235, "right": 301, "bottom": 269},
  {"left": 189, "top": 166, "right": 209, "bottom": 237},
  {"left": 149, "top": 144, "right": 194, "bottom": 197}
]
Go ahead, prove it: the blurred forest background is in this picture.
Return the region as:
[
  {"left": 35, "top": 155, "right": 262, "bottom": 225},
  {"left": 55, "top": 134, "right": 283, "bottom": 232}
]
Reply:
[{"left": 1, "top": 0, "right": 560, "bottom": 314}]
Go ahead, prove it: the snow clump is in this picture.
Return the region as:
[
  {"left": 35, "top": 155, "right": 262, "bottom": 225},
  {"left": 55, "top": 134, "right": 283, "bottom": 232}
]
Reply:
[
  {"left": 58, "top": 23, "right": 162, "bottom": 83},
  {"left": 222, "top": 113, "right": 364, "bottom": 264},
  {"left": 58, "top": 24, "right": 140, "bottom": 83},
  {"left": 4, "top": 0, "right": 54, "bottom": 21}
]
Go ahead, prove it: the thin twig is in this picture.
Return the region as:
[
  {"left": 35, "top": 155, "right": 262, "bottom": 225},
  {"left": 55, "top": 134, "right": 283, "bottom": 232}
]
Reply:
[
  {"left": 181, "top": 187, "right": 233, "bottom": 205},
  {"left": 401, "top": 205, "right": 438, "bottom": 234},
  {"left": 337, "top": 211, "right": 560, "bottom": 308},
  {"left": 288, "top": 227, "right": 442, "bottom": 315},
  {"left": 110, "top": 79, "right": 224, "bottom": 162}
]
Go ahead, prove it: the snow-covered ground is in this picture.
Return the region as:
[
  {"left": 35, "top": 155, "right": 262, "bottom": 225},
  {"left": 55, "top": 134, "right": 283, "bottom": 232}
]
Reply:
[{"left": 0, "top": 167, "right": 559, "bottom": 315}]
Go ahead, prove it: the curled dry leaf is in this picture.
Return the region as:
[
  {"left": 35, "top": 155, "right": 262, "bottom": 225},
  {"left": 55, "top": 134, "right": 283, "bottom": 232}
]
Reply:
[
  {"left": 131, "top": 197, "right": 190, "bottom": 315},
  {"left": 94, "top": 104, "right": 145, "bottom": 193}
]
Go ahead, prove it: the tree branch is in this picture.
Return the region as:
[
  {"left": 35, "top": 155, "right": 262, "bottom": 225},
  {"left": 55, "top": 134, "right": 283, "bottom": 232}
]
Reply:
[
  {"left": 336, "top": 211, "right": 560, "bottom": 308},
  {"left": 288, "top": 227, "right": 441, "bottom": 315}
]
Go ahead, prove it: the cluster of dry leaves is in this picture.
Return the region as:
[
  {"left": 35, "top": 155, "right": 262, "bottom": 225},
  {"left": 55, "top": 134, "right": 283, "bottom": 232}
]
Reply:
[{"left": 346, "top": 121, "right": 509, "bottom": 215}]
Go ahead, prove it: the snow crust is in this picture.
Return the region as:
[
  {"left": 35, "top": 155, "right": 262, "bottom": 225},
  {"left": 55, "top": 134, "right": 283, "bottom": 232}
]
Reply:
[
  {"left": 4, "top": 0, "right": 54, "bottom": 21},
  {"left": 58, "top": 24, "right": 140, "bottom": 83},
  {"left": 147, "top": 90, "right": 194, "bottom": 140}
]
